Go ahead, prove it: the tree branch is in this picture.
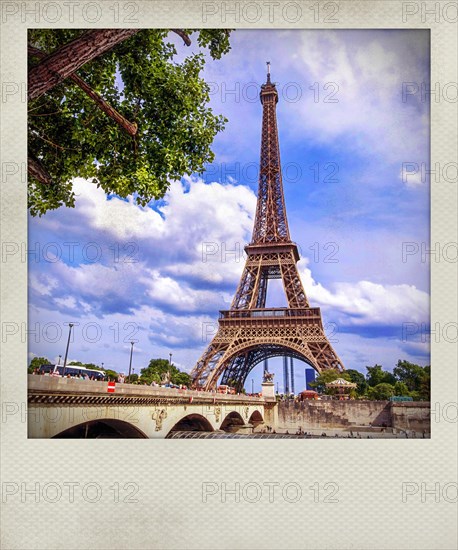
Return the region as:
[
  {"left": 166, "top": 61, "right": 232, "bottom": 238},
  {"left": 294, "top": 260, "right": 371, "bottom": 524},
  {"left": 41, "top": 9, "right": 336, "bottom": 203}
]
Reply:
[
  {"left": 171, "top": 29, "right": 191, "bottom": 46},
  {"left": 28, "top": 29, "right": 140, "bottom": 101},
  {"left": 28, "top": 45, "right": 137, "bottom": 136},
  {"left": 28, "top": 157, "right": 54, "bottom": 186}
]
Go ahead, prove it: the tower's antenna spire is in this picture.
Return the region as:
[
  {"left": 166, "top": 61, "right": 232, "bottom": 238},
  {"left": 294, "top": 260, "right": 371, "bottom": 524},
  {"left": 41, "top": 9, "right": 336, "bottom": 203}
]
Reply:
[{"left": 266, "top": 61, "right": 271, "bottom": 83}]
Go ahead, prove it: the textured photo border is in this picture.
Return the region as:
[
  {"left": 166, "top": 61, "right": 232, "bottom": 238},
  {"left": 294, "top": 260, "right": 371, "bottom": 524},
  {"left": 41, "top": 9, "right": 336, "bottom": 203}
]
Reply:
[{"left": 1, "top": 1, "right": 457, "bottom": 549}]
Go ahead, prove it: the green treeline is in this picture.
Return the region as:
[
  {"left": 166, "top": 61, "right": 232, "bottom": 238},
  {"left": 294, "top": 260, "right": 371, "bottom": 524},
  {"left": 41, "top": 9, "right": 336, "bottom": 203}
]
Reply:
[{"left": 309, "top": 360, "right": 430, "bottom": 400}]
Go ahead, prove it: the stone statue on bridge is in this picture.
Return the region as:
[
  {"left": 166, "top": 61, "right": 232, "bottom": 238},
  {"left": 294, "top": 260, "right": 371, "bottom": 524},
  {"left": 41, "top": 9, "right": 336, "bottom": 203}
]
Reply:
[
  {"left": 161, "top": 371, "right": 171, "bottom": 384},
  {"left": 263, "top": 371, "right": 274, "bottom": 383}
]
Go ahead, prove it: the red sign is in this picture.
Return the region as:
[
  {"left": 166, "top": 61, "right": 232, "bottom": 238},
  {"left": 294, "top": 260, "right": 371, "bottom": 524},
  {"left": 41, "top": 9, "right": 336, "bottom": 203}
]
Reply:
[{"left": 107, "top": 381, "right": 116, "bottom": 393}]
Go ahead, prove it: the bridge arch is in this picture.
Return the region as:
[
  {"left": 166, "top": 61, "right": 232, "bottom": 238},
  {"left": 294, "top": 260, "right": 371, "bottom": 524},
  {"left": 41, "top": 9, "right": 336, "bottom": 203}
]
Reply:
[
  {"left": 220, "top": 411, "right": 245, "bottom": 432},
  {"left": 249, "top": 410, "right": 264, "bottom": 427},
  {"left": 53, "top": 419, "right": 148, "bottom": 439},
  {"left": 167, "top": 414, "right": 214, "bottom": 436}
]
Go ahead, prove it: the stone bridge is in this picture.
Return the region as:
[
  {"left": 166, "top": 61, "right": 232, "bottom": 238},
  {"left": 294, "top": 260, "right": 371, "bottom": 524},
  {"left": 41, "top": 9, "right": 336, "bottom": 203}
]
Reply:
[
  {"left": 27, "top": 375, "right": 276, "bottom": 439},
  {"left": 27, "top": 376, "right": 429, "bottom": 438}
]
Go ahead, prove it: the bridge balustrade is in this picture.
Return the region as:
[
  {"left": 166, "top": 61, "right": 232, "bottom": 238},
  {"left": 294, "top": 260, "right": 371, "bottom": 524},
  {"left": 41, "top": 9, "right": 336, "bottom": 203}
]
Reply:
[{"left": 27, "top": 375, "right": 264, "bottom": 403}]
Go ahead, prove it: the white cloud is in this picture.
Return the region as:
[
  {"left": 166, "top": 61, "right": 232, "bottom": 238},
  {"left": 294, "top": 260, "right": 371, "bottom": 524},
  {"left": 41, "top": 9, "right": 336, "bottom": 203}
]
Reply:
[
  {"left": 30, "top": 177, "right": 256, "bottom": 318},
  {"left": 29, "top": 272, "right": 59, "bottom": 296},
  {"left": 143, "top": 269, "right": 228, "bottom": 313},
  {"left": 72, "top": 179, "right": 166, "bottom": 240},
  {"left": 299, "top": 259, "right": 429, "bottom": 326},
  {"left": 54, "top": 296, "right": 78, "bottom": 310},
  {"left": 290, "top": 31, "right": 429, "bottom": 163},
  {"left": 42, "top": 176, "right": 256, "bottom": 282},
  {"left": 53, "top": 261, "right": 140, "bottom": 299},
  {"left": 30, "top": 174, "right": 429, "bottom": 363}
]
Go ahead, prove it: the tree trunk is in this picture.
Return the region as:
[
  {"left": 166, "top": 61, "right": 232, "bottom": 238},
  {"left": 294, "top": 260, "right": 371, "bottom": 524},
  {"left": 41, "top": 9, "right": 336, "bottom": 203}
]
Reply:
[
  {"left": 28, "top": 29, "right": 139, "bottom": 101},
  {"left": 28, "top": 157, "right": 53, "bottom": 186}
]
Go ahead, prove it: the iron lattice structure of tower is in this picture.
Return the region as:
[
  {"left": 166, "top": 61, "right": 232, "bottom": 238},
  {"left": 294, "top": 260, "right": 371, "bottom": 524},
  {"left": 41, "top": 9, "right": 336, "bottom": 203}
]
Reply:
[{"left": 191, "top": 65, "right": 345, "bottom": 391}]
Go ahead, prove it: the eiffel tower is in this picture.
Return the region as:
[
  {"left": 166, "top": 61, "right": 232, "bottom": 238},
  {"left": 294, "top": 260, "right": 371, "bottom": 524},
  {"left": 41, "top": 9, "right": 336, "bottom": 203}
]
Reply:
[{"left": 191, "top": 63, "right": 345, "bottom": 391}]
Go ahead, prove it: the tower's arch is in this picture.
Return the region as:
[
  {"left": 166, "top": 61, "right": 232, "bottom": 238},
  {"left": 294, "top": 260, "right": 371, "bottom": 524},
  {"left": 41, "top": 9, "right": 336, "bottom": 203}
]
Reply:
[
  {"left": 208, "top": 341, "right": 322, "bottom": 392},
  {"left": 223, "top": 343, "right": 318, "bottom": 389}
]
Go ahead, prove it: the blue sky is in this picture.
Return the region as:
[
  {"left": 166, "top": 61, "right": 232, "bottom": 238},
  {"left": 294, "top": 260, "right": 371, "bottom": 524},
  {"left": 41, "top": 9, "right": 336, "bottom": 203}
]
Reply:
[{"left": 28, "top": 30, "right": 430, "bottom": 392}]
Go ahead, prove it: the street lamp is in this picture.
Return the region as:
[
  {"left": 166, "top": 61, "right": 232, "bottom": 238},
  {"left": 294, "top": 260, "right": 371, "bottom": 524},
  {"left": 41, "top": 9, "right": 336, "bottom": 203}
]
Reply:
[
  {"left": 62, "top": 323, "right": 74, "bottom": 376},
  {"left": 251, "top": 379, "right": 254, "bottom": 395},
  {"left": 101, "top": 362, "right": 104, "bottom": 370},
  {"left": 57, "top": 355, "right": 61, "bottom": 366},
  {"left": 169, "top": 353, "right": 172, "bottom": 366},
  {"left": 128, "top": 341, "right": 134, "bottom": 382}
]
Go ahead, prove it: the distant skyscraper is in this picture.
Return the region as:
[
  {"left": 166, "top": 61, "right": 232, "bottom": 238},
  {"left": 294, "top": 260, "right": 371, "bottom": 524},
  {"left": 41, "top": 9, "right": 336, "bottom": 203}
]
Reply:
[
  {"left": 290, "top": 357, "right": 295, "bottom": 394},
  {"left": 283, "top": 356, "right": 290, "bottom": 394},
  {"left": 305, "top": 369, "right": 316, "bottom": 390}
]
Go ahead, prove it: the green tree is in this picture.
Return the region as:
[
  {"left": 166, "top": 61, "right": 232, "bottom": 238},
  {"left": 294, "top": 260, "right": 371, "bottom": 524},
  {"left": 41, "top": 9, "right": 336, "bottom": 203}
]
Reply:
[
  {"left": 366, "top": 364, "right": 396, "bottom": 387},
  {"left": 393, "top": 360, "right": 424, "bottom": 392},
  {"left": 28, "top": 356, "right": 51, "bottom": 373},
  {"left": 394, "top": 381, "right": 410, "bottom": 397},
  {"left": 173, "top": 371, "right": 193, "bottom": 387},
  {"left": 104, "top": 369, "right": 118, "bottom": 381},
  {"left": 28, "top": 29, "right": 232, "bottom": 216},
  {"left": 408, "top": 391, "right": 422, "bottom": 401},
  {"left": 367, "top": 383, "right": 395, "bottom": 400},
  {"left": 391, "top": 360, "right": 430, "bottom": 400},
  {"left": 343, "top": 369, "right": 368, "bottom": 396},
  {"left": 140, "top": 358, "right": 191, "bottom": 387},
  {"left": 418, "top": 365, "right": 431, "bottom": 400}
]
